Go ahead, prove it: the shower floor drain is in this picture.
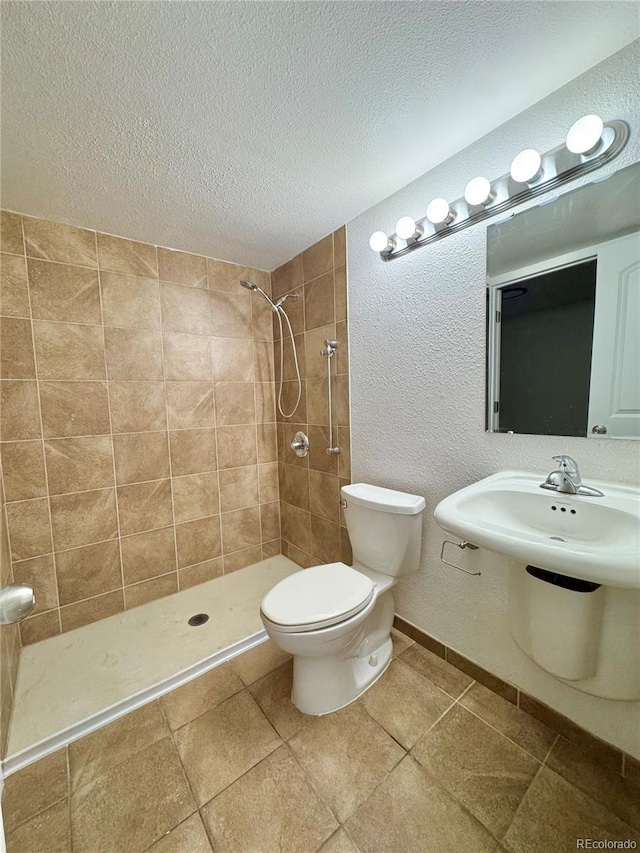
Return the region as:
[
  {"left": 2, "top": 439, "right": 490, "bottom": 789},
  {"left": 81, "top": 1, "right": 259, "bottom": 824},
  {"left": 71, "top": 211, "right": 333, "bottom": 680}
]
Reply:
[{"left": 188, "top": 613, "right": 209, "bottom": 627}]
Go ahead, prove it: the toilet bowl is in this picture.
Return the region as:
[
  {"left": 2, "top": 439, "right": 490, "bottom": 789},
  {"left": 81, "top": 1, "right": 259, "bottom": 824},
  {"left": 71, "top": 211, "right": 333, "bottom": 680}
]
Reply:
[{"left": 260, "top": 483, "right": 426, "bottom": 715}]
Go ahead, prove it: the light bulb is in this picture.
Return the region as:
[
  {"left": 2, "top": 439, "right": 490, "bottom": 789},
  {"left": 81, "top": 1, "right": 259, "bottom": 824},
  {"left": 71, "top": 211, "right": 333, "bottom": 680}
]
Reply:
[
  {"left": 464, "top": 176, "right": 493, "bottom": 207},
  {"left": 426, "top": 198, "right": 455, "bottom": 226},
  {"left": 395, "top": 216, "right": 423, "bottom": 240},
  {"left": 369, "top": 231, "right": 394, "bottom": 253},
  {"left": 566, "top": 114, "right": 604, "bottom": 155},
  {"left": 510, "top": 149, "right": 542, "bottom": 184}
]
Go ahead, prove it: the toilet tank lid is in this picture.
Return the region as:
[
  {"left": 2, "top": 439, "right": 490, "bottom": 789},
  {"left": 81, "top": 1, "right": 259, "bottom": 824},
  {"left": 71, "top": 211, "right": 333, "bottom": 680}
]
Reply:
[{"left": 341, "top": 483, "right": 426, "bottom": 515}]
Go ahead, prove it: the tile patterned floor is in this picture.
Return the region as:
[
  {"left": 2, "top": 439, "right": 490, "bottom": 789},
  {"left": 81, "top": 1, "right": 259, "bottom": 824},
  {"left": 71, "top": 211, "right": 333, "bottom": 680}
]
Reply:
[{"left": 3, "top": 630, "right": 640, "bottom": 853}]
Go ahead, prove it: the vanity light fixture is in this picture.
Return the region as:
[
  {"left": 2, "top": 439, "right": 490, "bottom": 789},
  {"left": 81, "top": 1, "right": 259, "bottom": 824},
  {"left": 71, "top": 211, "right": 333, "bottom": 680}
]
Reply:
[
  {"left": 426, "top": 198, "right": 455, "bottom": 226},
  {"left": 395, "top": 216, "right": 423, "bottom": 241},
  {"left": 368, "top": 230, "right": 395, "bottom": 254},
  {"left": 566, "top": 114, "right": 604, "bottom": 155},
  {"left": 464, "top": 176, "right": 494, "bottom": 207},
  {"left": 369, "top": 113, "right": 629, "bottom": 261},
  {"left": 510, "top": 149, "right": 543, "bottom": 184}
]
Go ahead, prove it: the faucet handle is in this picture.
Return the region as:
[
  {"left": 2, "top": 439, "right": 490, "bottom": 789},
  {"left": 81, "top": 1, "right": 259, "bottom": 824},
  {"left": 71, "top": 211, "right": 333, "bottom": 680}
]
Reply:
[{"left": 552, "top": 454, "right": 579, "bottom": 473}]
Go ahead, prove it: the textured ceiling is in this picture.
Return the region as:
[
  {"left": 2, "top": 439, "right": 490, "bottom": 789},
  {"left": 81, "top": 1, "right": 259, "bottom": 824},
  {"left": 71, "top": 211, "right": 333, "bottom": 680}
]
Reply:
[{"left": 1, "top": 2, "right": 638, "bottom": 270}]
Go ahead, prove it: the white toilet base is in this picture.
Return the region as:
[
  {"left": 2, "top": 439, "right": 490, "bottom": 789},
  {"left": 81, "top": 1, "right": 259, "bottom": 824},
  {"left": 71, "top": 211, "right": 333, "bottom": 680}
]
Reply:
[
  {"left": 292, "top": 636, "right": 392, "bottom": 715},
  {"left": 288, "top": 590, "right": 395, "bottom": 716}
]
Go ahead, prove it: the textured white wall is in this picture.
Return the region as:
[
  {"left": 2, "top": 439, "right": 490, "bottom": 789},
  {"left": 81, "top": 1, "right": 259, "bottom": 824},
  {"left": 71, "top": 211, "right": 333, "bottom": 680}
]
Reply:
[{"left": 348, "top": 42, "right": 640, "bottom": 757}]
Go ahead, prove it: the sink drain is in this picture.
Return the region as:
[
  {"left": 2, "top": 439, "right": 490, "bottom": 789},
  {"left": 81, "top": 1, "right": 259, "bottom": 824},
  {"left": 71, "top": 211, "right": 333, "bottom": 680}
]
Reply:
[{"left": 188, "top": 613, "right": 209, "bottom": 627}]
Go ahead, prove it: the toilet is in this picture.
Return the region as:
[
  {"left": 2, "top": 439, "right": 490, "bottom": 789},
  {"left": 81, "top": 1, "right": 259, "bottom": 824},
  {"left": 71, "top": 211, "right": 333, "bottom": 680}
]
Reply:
[{"left": 260, "top": 483, "right": 426, "bottom": 715}]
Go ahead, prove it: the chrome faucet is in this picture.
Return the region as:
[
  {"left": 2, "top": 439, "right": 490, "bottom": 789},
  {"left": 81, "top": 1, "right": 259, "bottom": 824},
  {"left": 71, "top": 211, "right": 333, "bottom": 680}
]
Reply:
[{"left": 540, "top": 455, "right": 604, "bottom": 497}]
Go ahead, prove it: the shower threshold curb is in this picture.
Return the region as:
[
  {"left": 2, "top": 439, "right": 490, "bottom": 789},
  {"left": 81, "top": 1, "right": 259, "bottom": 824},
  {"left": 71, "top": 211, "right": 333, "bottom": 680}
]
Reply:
[{"left": 2, "top": 629, "right": 267, "bottom": 777}]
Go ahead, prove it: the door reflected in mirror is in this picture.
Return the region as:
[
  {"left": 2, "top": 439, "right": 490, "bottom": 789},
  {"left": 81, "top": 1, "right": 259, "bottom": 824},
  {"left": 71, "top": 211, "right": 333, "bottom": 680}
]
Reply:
[{"left": 486, "top": 162, "right": 640, "bottom": 440}]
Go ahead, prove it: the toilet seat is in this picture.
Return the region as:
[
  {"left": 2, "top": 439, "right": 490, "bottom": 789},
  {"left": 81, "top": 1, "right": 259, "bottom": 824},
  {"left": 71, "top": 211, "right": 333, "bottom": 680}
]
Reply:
[{"left": 260, "top": 562, "right": 375, "bottom": 633}]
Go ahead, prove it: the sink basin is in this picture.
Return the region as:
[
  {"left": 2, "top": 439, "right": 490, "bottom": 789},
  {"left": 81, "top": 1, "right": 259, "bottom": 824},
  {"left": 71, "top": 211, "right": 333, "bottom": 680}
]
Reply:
[{"left": 434, "top": 471, "right": 640, "bottom": 589}]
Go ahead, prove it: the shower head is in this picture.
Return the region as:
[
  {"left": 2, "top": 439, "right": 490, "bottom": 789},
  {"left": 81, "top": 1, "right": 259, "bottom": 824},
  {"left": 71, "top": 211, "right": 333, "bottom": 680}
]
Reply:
[{"left": 239, "top": 280, "right": 257, "bottom": 291}]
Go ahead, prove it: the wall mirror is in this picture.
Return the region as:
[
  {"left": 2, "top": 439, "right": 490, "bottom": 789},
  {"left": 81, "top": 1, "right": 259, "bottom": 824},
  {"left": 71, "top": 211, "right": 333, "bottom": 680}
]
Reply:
[{"left": 486, "top": 161, "right": 640, "bottom": 440}]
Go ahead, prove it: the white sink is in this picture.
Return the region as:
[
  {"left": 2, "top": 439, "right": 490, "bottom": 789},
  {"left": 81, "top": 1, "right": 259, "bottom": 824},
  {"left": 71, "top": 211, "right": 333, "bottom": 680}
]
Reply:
[{"left": 434, "top": 471, "right": 640, "bottom": 589}]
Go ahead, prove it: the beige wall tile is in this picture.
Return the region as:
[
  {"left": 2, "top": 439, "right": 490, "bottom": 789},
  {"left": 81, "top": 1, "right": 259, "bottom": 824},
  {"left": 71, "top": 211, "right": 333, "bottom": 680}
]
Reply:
[
  {"left": 172, "top": 472, "right": 220, "bottom": 523},
  {"left": 212, "top": 337, "right": 254, "bottom": 382},
  {"left": 0, "top": 211, "right": 24, "bottom": 255},
  {"left": 334, "top": 226, "right": 346, "bottom": 268},
  {"left": 214, "top": 382, "right": 256, "bottom": 426},
  {"left": 169, "top": 428, "right": 217, "bottom": 476},
  {"left": 158, "top": 248, "right": 207, "bottom": 289},
  {"left": 304, "top": 324, "right": 335, "bottom": 379},
  {"left": 33, "top": 320, "right": 105, "bottom": 380},
  {"left": 61, "top": 589, "right": 124, "bottom": 632},
  {"left": 100, "top": 272, "right": 161, "bottom": 330},
  {"left": 175, "top": 515, "right": 222, "bottom": 568},
  {"left": 256, "top": 423, "right": 277, "bottom": 463},
  {"left": 121, "top": 527, "right": 176, "bottom": 584},
  {"left": 165, "top": 382, "right": 215, "bottom": 430},
  {"left": 224, "top": 544, "right": 263, "bottom": 573},
  {"left": 113, "top": 431, "right": 170, "bottom": 484},
  {"left": 124, "top": 572, "right": 178, "bottom": 609},
  {"left": 39, "top": 380, "right": 110, "bottom": 437},
  {"left": 1, "top": 440, "right": 47, "bottom": 501},
  {"left": 104, "top": 327, "right": 163, "bottom": 380},
  {"left": 6, "top": 497, "right": 52, "bottom": 560},
  {"left": 0, "top": 317, "right": 36, "bottom": 378},
  {"left": 178, "top": 559, "right": 223, "bottom": 589},
  {"left": 281, "top": 502, "right": 312, "bottom": 554},
  {"left": 335, "top": 265, "right": 347, "bottom": 321},
  {"left": 96, "top": 233, "right": 157, "bottom": 277},
  {"left": 207, "top": 261, "right": 268, "bottom": 295},
  {"left": 278, "top": 379, "right": 306, "bottom": 422},
  {"left": 1, "top": 252, "right": 30, "bottom": 317},
  {"left": 117, "top": 479, "right": 174, "bottom": 535},
  {"left": 302, "top": 234, "right": 333, "bottom": 283},
  {"left": 258, "top": 462, "right": 279, "bottom": 504},
  {"left": 311, "top": 514, "right": 341, "bottom": 563},
  {"left": 272, "top": 254, "right": 303, "bottom": 299},
  {"left": 254, "top": 382, "right": 276, "bottom": 424},
  {"left": 283, "top": 463, "right": 310, "bottom": 510},
  {"left": 23, "top": 216, "right": 96, "bottom": 266},
  {"left": 306, "top": 377, "right": 329, "bottom": 426},
  {"left": 260, "top": 501, "right": 281, "bottom": 542},
  {"left": 28, "top": 259, "right": 101, "bottom": 324},
  {"left": 219, "top": 465, "right": 259, "bottom": 513},
  {"left": 160, "top": 282, "right": 211, "bottom": 336},
  {"left": 108, "top": 381, "right": 167, "bottom": 433},
  {"left": 56, "top": 539, "right": 122, "bottom": 605},
  {"left": 251, "top": 295, "right": 274, "bottom": 341},
  {"left": 210, "top": 292, "right": 252, "bottom": 338},
  {"left": 304, "top": 272, "right": 335, "bottom": 330},
  {"left": 261, "top": 538, "right": 281, "bottom": 559},
  {"left": 13, "top": 553, "right": 59, "bottom": 614},
  {"left": 50, "top": 488, "right": 118, "bottom": 551},
  {"left": 19, "top": 608, "right": 60, "bottom": 645},
  {"left": 221, "top": 506, "right": 261, "bottom": 554},
  {"left": 1, "top": 381, "right": 41, "bottom": 440},
  {"left": 309, "top": 470, "right": 340, "bottom": 522},
  {"left": 44, "top": 436, "right": 115, "bottom": 495},
  {"left": 253, "top": 340, "right": 275, "bottom": 382},
  {"left": 308, "top": 425, "right": 338, "bottom": 474},
  {"left": 163, "top": 332, "right": 212, "bottom": 381}
]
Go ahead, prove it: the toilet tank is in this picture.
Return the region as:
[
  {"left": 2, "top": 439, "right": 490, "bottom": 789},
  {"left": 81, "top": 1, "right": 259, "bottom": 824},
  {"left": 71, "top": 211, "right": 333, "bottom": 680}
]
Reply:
[{"left": 341, "top": 483, "right": 426, "bottom": 577}]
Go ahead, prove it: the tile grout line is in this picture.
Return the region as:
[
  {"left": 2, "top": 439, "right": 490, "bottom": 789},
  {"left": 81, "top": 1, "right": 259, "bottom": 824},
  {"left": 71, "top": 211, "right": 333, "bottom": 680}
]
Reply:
[
  {"left": 89, "top": 241, "right": 129, "bottom": 624},
  {"left": 155, "top": 244, "right": 182, "bottom": 595},
  {"left": 18, "top": 212, "right": 63, "bottom": 638}
]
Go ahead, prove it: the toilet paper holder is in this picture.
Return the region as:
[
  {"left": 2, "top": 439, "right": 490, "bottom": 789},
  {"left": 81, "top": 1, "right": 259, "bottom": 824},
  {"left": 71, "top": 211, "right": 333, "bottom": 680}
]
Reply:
[{"left": 440, "top": 540, "right": 481, "bottom": 576}]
